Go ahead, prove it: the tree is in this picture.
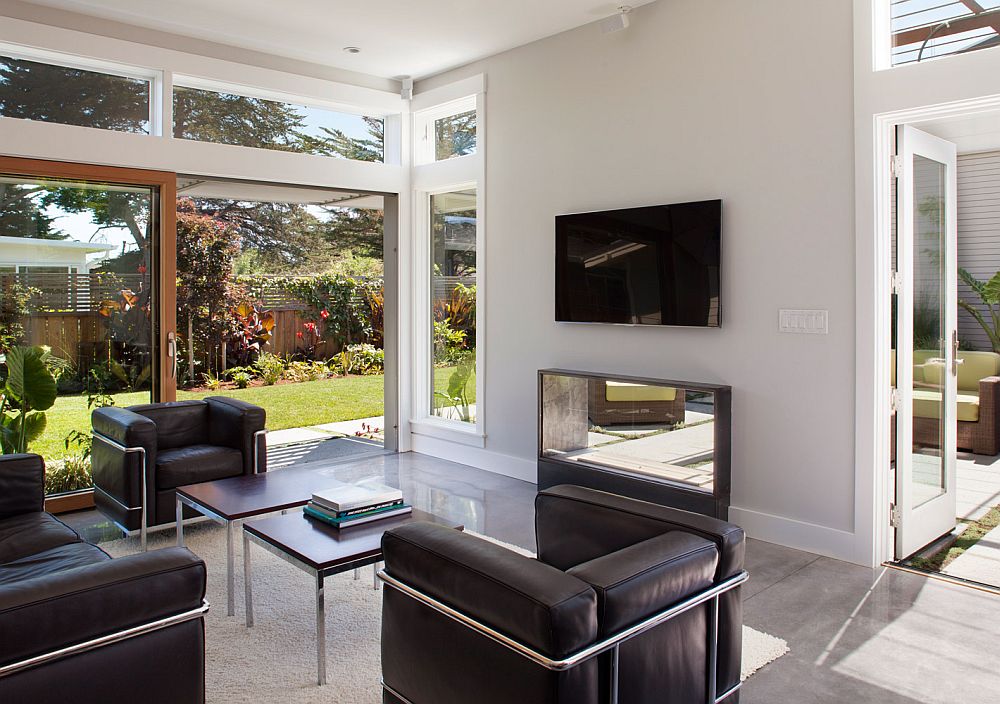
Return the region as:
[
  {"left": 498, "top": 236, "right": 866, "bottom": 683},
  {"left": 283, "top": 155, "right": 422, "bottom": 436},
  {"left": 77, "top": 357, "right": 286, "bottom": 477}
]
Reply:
[
  {"left": 297, "top": 116, "right": 384, "bottom": 162},
  {"left": 173, "top": 87, "right": 305, "bottom": 151},
  {"left": 435, "top": 110, "right": 476, "bottom": 160},
  {"left": 0, "top": 57, "right": 148, "bottom": 132},
  {"left": 0, "top": 183, "right": 64, "bottom": 240},
  {"left": 175, "top": 199, "right": 243, "bottom": 379}
]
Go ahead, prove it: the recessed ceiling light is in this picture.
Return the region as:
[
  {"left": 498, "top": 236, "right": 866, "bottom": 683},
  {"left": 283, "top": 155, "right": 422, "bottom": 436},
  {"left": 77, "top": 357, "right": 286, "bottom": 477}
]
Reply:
[{"left": 343, "top": 46, "right": 361, "bottom": 54}]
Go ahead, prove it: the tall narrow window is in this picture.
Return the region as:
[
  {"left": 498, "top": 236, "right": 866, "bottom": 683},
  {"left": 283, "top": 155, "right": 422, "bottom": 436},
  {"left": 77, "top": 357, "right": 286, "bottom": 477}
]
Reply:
[
  {"left": 431, "top": 189, "right": 477, "bottom": 423},
  {"left": 0, "top": 55, "right": 151, "bottom": 132}
]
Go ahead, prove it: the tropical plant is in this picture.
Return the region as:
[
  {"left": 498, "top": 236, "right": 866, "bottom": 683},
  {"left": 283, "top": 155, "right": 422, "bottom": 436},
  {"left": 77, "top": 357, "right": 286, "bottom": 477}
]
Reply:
[
  {"left": 255, "top": 352, "right": 285, "bottom": 386},
  {"left": 0, "top": 345, "right": 58, "bottom": 454},
  {"left": 227, "top": 301, "right": 275, "bottom": 367},
  {"left": 202, "top": 370, "right": 223, "bottom": 391},
  {"left": 433, "top": 318, "right": 468, "bottom": 365},
  {"left": 98, "top": 287, "right": 153, "bottom": 391},
  {"left": 228, "top": 369, "right": 253, "bottom": 389},
  {"left": 958, "top": 268, "right": 1000, "bottom": 353},
  {"left": 342, "top": 343, "right": 384, "bottom": 375},
  {"left": 434, "top": 357, "right": 475, "bottom": 423},
  {"left": 433, "top": 283, "right": 476, "bottom": 344}
]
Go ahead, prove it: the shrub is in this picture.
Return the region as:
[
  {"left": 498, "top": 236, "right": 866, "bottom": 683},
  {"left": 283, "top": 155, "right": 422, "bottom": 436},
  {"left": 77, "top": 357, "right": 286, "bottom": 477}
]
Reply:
[
  {"left": 340, "top": 344, "right": 385, "bottom": 375},
  {"left": 433, "top": 319, "right": 468, "bottom": 365},
  {"left": 228, "top": 368, "right": 253, "bottom": 389},
  {"left": 282, "top": 360, "right": 328, "bottom": 383},
  {"left": 45, "top": 454, "right": 92, "bottom": 495},
  {"left": 255, "top": 353, "right": 284, "bottom": 386},
  {"left": 203, "top": 370, "right": 223, "bottom": 391}
]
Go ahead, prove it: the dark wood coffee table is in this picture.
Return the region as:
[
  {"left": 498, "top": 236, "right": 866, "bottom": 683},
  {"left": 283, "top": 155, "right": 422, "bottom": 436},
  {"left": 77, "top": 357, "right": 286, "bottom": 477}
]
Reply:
[
  {"left": 242, "top": 509, "right": 462, "bottom": 685},
  {"left": 175, "top": 463, "right": 380, "bottom": 616}
]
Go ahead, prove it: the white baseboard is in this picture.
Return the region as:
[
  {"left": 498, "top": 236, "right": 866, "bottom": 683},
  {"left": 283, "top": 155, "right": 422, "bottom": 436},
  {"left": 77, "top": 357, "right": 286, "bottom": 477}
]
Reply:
[
  {"left": 729, "top": 506, "right": 859, "bottom": 564},
  {"left": 409, "top": 435, "right": 537, "bottom": 484}
]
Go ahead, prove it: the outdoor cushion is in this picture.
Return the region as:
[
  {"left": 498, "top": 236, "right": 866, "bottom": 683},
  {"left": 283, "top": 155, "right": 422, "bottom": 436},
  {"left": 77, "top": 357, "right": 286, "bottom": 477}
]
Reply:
[
  {"left": 957, "top": 351, "right": 1000, "bottom": 392},
  {"left": 0, "top": 541, "right": 109, "bottom": 587},
  {"left": 155, "top": 444, "right": 244, "bottom": 489},
  {"left": 605, "top": 382, "right": 676, "bottom": 403},
  {"left": 0, "top": 512, "right": 81, "bottom": 565},
  {"left": 913, "top": 388, "right": 980, "bottom": 422}
]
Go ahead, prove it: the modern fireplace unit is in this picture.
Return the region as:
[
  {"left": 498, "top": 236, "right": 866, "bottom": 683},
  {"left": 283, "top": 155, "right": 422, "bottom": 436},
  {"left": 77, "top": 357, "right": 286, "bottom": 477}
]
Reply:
[{"left": 537, "top": 369, "right": 732, "bottom": 519}]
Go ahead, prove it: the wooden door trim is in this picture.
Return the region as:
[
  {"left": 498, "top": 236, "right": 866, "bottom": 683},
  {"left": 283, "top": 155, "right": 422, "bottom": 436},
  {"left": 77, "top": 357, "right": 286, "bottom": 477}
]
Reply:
[{"left": 0, "top": 156, "right": 177, "bottom": 401}]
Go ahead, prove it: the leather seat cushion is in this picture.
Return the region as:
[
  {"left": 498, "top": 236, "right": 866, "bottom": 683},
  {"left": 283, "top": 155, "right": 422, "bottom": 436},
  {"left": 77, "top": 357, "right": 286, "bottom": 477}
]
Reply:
[
  {"left": 0, "top": 541, "right": 109, "bottom": 586},
  {"left": 156, "top": 445, "right": 244, "bottom": 489},
  {"left": 0, "top": 512, "right": 82, "bottom": 565},
  {"left": 567, "top": 531, "right": 718, "bottom": 637},
  {"left": 130, "top": 400, "right": 210, "bottom": 450}
]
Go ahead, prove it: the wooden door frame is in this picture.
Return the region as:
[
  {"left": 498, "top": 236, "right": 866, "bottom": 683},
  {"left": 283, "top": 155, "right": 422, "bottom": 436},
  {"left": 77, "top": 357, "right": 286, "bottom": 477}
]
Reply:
[{"left": 0, "top": 156, "right": 177, "bottom": 401}]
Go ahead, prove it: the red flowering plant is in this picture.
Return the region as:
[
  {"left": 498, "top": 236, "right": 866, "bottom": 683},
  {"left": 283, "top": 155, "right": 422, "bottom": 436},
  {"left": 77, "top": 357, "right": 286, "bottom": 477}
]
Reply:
[{"left": 294, "top": 320, "right": 326, "bottom": 361}]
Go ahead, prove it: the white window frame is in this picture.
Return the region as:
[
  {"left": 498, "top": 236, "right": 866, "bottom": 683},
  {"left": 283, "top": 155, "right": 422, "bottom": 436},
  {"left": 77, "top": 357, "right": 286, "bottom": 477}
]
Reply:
[
  {"left": 171, "top": 74, "right": 395, "bottom": 164},
  {"left": 409, "top": 76, "right": 486, "bottom": 445},
  {"left": 0, "top": 41, "right": 163, "bottom": 135},
  {"left": 412, "top": 95, "right": 478, "bottom": 165}
]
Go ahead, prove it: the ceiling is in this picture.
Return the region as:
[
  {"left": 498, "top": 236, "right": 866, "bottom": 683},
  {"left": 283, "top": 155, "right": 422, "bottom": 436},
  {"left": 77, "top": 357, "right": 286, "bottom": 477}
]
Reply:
[
  {"left": 917, "top": 110, "right": 1000, "bottom": 154},
  {"left": 176, "top": 177, "right": 383, "bottom": 209},
  {"left": 21, "top": 0, "right": 655, "bottom": 79}
]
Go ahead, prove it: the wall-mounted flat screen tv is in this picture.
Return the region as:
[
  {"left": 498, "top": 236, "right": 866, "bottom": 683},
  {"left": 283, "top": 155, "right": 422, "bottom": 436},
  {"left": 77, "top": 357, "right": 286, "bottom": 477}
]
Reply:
[{"left": 555, "top": 200, "right": 721, "bottom": 327}]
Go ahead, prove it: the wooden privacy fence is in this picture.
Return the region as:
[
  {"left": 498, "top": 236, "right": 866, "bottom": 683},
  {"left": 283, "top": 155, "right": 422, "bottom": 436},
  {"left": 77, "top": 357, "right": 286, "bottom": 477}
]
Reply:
[{"left": 21, "top": 312, "right": 106, "bottom": 369}]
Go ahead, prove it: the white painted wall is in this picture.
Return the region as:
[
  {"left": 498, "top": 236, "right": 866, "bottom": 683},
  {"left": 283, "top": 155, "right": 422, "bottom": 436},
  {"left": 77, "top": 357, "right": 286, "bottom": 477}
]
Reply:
[
  {"left": 854, "top": 0, "right": 1000, "bottom": 565},
  {"left": 416, "top": 0, "right": 859, "bottom": 560}
]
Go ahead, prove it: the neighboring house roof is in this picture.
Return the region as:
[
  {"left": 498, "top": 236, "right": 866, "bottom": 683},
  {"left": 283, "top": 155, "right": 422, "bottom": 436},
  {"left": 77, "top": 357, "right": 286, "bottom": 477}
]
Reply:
[{"left": 0, "top": 235, "right": 116, "bottom": 254}]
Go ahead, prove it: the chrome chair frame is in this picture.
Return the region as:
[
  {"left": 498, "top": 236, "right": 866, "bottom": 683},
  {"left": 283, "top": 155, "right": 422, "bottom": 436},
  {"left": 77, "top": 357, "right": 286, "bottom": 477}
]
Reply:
[
  {"left": 93, "top": 428, "right": 267, "bottom": 553},
  {"left": 91, "top": 431, "right": 148, "bottom": 551},
  {"left": 377, "top": 569, "right": 749, "bottom": 704},
  {"left": 0, "top": 599, "right": 209, "bottom": 680}
]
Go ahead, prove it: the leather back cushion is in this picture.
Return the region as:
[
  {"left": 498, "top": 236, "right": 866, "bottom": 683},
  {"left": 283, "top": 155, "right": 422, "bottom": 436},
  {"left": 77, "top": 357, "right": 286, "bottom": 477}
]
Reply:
[
  {"left": 129, "top": 401, "right": 209, "bottom": 449},
  {"left": 383, "top": 522, "right": 597, "bottom": 659}
]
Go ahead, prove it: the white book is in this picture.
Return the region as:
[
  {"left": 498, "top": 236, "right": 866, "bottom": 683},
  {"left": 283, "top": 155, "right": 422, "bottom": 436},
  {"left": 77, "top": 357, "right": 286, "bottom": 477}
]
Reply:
[{"left": 312, "top": 479, "right": 402, "bottom": 512}]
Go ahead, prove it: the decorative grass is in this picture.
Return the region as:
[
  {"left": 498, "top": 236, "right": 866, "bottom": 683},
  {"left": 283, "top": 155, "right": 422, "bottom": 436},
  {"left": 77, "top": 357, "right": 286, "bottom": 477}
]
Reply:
[{"left": 908, "top": 505, "right": 1000, "bottom": 572}]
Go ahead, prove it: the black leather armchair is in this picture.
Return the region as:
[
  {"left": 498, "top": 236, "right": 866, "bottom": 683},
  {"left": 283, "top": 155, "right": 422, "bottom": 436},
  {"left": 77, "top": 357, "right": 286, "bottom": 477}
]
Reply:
[
  {"left": 92, "top": 397, "right": 266, "bottom": 548},
  {"left": 379, "top": 485, "right": 746, "bottom": 704},
  {"left": 0, "top": 453, "right": 208, "bottom": 704}
]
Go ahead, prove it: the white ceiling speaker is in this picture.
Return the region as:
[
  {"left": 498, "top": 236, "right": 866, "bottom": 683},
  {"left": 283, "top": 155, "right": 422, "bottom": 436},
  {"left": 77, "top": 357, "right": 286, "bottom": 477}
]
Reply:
[{"left": 600, "top": 5, "right": 632, "bottom": 34}]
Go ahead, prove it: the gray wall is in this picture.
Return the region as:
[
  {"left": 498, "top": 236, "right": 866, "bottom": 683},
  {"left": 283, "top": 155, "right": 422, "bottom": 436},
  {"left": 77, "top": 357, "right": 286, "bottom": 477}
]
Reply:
[
  {"left": 958, "top": 151, "right": 1000, "bottom": 352},
  {"left": 418, "top": 0, "right": 857, "bottom": 549}
]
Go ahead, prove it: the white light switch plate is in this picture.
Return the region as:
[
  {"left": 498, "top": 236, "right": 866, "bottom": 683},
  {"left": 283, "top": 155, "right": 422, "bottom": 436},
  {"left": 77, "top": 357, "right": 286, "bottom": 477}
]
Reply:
[{"left": 779, "top": 309, "right": 828, "bottom": 334}]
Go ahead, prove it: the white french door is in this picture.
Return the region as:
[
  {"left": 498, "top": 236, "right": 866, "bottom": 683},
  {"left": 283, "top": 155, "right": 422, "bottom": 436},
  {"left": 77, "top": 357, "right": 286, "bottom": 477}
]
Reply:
[{"left": 895, "top": 125, "right": 959, "bottom": 559}]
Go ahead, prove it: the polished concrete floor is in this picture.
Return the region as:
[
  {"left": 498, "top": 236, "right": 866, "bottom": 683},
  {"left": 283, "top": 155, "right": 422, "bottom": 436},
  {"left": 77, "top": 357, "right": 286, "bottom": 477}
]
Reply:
[{"left": 64, "top": 451, "right": 1000, "bottom": 702}]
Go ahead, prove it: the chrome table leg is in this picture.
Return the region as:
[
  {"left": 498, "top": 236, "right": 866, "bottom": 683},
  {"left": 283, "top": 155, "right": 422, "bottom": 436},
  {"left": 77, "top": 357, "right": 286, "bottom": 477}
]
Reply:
[
  {"left": 244, "top": 530, "right": 254, "bottom": 628},
  {"left": 176, "top": 497, "right": 184, "bottom": 547},
  {"left": 316, "top": 575, "right": 327, "bottom": 686},
  {"left": 227, "top": 520, "right": 236, "bottom": 617}
]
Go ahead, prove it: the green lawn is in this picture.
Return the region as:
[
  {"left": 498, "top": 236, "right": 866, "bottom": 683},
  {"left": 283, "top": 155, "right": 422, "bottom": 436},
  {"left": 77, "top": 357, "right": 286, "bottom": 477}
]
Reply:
[
  {"left": 34, "top": 366, "right": 477, "bottom": 462},
  {"left": 35, "top": 375, "right": 385, "bottom": 461}
]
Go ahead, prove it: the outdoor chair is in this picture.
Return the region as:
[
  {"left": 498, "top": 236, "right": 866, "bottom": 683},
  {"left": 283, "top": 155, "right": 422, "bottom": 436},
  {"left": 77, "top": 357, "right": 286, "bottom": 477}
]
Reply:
[
  {"left": 379, "top": 485, "right": 746, "bottom": 704},
  {"left": 91, "top": 397, "right": 266, "bottom": 549}
]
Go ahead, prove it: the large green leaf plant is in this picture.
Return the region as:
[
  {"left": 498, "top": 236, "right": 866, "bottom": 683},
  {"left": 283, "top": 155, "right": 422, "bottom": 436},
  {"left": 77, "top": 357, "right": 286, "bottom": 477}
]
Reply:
[
  {"left": 0, "top": 345, "right": 58, "bottom": 455},
  {"left": 959, "top": 269, "right": 1000, "bottom": 354}
]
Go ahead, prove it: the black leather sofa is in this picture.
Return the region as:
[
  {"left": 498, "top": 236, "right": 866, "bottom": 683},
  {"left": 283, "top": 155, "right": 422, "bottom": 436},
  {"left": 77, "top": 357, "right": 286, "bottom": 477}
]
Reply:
[
  {"left": 0, "top": 453, "right": 208, "bottom": 703},
  {"left": 380, "top": 485, "right": 746, "bottom": 704},
  {"left": 92, "top": 397, "right": 266, "bottom": 548}
]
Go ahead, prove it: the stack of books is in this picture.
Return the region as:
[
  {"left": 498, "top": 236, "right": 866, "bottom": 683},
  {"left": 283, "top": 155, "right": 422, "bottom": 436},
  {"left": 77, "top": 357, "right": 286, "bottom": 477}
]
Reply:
[{"left": 304, "top": 479, "right": 410, "bottom": 529}]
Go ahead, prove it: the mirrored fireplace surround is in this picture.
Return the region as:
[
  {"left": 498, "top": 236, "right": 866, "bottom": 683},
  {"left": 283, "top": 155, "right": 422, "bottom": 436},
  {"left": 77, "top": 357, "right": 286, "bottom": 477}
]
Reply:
[{"left": 537, "top": 369, "right": 732, "bottom": 519}]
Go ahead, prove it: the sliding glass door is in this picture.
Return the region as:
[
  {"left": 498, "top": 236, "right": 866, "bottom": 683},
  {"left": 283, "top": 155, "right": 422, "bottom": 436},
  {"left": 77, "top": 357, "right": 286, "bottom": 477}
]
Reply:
[{"left": 0, "top": 157, "right": 175, "bottom": 499}]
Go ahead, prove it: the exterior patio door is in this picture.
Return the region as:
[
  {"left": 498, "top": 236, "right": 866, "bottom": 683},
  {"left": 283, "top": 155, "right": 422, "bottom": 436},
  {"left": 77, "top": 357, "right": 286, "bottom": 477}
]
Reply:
[{"left": 894, "top": 125, "right": 959, "bottom": 558}]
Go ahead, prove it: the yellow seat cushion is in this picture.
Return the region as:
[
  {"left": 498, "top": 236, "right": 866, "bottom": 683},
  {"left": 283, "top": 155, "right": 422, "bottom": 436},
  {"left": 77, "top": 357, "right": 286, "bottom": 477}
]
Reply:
[
  {"left": 912, "top": 388, "right": 980, "bottom": 422},
  {"left": 605, "top": 381, "right": 676, "bottom": 402},
  {"left": 921, "top": 351, "right": 1000, "bottom": 392}
]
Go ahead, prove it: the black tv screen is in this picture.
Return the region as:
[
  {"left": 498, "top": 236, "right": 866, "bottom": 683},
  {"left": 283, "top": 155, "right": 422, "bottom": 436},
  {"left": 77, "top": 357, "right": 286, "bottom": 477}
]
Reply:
[{"left": 555, "top": 200, "right": 721, "bottom": 327}]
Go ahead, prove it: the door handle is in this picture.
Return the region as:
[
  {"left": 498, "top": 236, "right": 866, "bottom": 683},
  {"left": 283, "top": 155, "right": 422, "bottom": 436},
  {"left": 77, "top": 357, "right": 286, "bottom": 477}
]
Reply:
[
  {"left": 952, "top": 331, "right": 960, "bottom": 376},
  {"left": 167, "top": 331, "right": 177, "bottom": 379}
]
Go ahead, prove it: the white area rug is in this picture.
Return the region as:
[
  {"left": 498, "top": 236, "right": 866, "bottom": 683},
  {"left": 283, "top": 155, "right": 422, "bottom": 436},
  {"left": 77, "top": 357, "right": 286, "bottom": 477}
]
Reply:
[{"left": 104, "top": 521, "right": 787, "bottom": 703}]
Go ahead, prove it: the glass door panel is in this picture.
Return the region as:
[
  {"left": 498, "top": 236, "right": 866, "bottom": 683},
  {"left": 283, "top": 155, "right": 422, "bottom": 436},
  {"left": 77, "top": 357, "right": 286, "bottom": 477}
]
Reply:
[
  {"left": 0, "top": 174, "right": 157, "bottom": 486},
  {"left": 895, "top": 125, "right": 959, "bottom": 558},
  {"left": 911, "top": 155, "right": 947, "bottom": 508}
]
